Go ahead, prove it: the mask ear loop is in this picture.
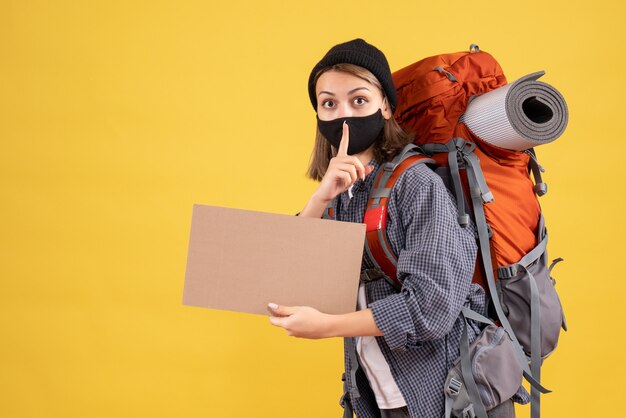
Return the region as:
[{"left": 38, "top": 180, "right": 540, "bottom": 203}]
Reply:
[{"left": 381, "top": 96, "right": 391, "bottom": 120}]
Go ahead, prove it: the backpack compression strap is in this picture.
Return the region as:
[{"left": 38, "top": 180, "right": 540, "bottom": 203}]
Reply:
[
  {"left": 363, "top": 144, "right": 434, "bottom": 289},
  {"left": 463, "top": 149, "right": 551, "bottom": 402}
]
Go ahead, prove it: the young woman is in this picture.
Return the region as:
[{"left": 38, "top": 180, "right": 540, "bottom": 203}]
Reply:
[{"left": 268, "top": 39, "right": 508, "bottom": 418}]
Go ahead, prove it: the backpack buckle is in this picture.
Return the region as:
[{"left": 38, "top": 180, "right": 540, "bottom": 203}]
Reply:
[
  {"left": 462, "top": 405, "right": 477, "bottom": 418},
  {"left": 498, "top": 265, "right": 519, "bottom": 279},
  {"left": 445, "top": 377, "right": 463, "bottom": 396}
]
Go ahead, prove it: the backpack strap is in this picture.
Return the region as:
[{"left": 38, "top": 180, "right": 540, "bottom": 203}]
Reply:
[
  {"left": 526, "top": 148, "right": 548, "bottom": 196},
  {"left": 422, "top": 141, "right": 469, "bottom": 226},
  {"left": 497, "top": 215, "right": 550, "bottom": 418},
  {"left": 339, "top": 372, "right": 354, "bottom": 418},
  {"left": 445, "top": 140, "right": 471, "bottom": 227},
  {"left": 322, "top": 206, "right": 335, "bottom": 220},
  {"left": 339, "top": 336, "right": 361, "bottom": 415},
  {"left": 423, "top": 138, "right": 493, "bottom": 227},
  {"left": 363, "top": 144, "right": 434, "bottom": 289}
]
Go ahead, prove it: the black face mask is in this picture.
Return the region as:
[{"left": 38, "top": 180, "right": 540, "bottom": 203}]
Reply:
[{"left": 317, "top": 109, "right": 386, "bottom": 155}]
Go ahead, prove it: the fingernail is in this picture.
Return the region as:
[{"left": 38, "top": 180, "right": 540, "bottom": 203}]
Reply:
[{"left": 268, "top": 303, "right": 278, "bottom": 309}]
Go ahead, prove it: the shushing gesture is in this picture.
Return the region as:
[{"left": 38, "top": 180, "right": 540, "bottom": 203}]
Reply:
[{"left": 314, "top": 121, "right": 374, "bottom": 204}]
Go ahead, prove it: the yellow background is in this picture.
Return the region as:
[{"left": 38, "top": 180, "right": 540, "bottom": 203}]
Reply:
[{"left": 1, "top": 0, "right": 623, "bottom": 417}]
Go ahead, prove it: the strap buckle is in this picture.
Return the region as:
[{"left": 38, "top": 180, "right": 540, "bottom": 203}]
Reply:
[
  {"left": 497, "top": 265, "right": 519, "bottom": 279},
  {"left": 462, "top": 405, "right": 477, "bottom": 418},
  {"left": 446, "top": 377, "right": 463, "bottom": 396}
]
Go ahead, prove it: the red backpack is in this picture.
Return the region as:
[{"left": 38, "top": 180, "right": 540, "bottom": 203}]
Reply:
[{"left": 361, "top": 45, "right": 566, "bottom": 418}]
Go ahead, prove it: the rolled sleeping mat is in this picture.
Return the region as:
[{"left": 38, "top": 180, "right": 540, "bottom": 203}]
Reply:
[{"left": 460, "top": 71, "right": 568, "bottom": 151}]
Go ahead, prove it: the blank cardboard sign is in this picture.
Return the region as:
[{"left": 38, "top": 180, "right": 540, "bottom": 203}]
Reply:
[{"left": 182, "top": 205, "right": 365, "bottom": 315}]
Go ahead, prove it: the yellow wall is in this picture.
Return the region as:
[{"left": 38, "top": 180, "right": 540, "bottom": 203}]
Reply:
[{"left": 1, "top": 0, "right": 623, "bottom": 416}]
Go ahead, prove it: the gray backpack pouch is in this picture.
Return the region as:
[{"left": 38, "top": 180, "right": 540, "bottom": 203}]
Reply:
[
  {"left": 446, "top": 224, "right": 567, "bottom": 418},
  {"left": 496, "top": 226, "right": 567, "bottom": 359},
  {"left": 444, "top": 321, "right": 523, "bottom": 418}
]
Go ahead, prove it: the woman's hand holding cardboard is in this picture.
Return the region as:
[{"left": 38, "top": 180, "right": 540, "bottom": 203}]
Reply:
[
  {"left": 267, "top": 303, "right": 333, "bottom": 339},
  {"left": 267, "top": 302, "right": 383, "bottom": 339}
]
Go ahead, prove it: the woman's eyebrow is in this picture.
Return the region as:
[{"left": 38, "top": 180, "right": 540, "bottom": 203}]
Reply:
[
  {"left": 318, "top": 86, "right": 371, "bottom": 97},
  {"left": 348, "top": 87, "right": 371, "bottom": 95}
]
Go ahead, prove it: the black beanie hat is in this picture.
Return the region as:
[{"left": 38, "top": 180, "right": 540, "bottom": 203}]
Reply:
[{"left": 308, "top": 38, "right": 397, "bottom": 112}]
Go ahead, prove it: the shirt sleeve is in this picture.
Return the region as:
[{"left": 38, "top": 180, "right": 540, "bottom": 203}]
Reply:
[{"left": 369, "top": 164, "right": 478, "bottom": 351}]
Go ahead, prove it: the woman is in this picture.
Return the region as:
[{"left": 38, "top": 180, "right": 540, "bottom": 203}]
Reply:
[{"left": 268, "top": 39, "right": 503, "bottom": 418}]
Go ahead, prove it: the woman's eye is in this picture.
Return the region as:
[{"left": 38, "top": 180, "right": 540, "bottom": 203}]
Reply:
[
  {"left": 322, "top": 100, "right": 335, "bottom": 109},
  {"left": 353, "top": 97, "right": 368, "bottom": 105}
]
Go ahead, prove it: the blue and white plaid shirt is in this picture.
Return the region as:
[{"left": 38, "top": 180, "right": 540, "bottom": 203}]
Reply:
[{"left": 329, "top": 159, "right": 486, "bottom": 418}]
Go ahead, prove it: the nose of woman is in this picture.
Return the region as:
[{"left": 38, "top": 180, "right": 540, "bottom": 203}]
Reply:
[{"left": 334, "top": 102, "right": 354, "bottom": 119}]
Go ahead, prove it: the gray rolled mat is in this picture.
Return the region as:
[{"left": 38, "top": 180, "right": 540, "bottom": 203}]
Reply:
[{"left": 460, "top": 71, "right": 568, "bottom": 151}]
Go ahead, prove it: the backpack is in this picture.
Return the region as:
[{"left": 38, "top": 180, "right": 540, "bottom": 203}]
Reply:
[{"left": 360, "top": 45, "right": 567, "bottom": 418}]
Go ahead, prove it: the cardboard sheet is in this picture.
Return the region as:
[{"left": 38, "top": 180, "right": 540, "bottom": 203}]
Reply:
[{"left": 182, "top": 204, "right": 366, "bottom": 315}]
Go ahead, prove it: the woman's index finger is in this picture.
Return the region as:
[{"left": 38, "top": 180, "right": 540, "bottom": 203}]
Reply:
[{"left": 337, "top": 121, "right": 350, "bottom": 156}]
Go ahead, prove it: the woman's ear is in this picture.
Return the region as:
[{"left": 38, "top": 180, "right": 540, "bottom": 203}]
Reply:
[{"left": 381, "top": 97, "right": 392, "bottom": 120}]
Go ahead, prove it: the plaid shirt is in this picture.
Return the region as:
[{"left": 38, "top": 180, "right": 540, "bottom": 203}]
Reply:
[{"left": 329, "top": 159, "right": 485, "bottom": 418}]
